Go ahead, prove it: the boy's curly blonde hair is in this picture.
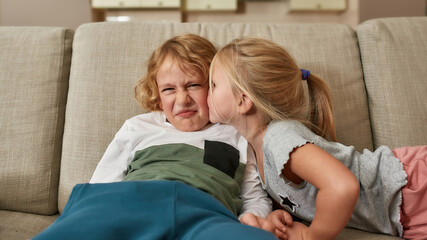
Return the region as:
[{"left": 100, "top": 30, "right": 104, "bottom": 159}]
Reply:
[{"left": 135, "top": 34, "right": 217, "bottom": 111}]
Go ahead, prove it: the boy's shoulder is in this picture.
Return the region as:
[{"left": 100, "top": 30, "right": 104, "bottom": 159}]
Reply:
[
  {"left": 127, "top": 111, "right": 164, "bottom": 121},
  {"left": 124, "top": 111, "right": 168, "bottom": 130}
]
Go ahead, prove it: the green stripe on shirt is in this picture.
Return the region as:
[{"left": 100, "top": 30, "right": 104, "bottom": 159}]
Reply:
[{"left": 123, "top": 143, "right": 246, "bottom": 216}]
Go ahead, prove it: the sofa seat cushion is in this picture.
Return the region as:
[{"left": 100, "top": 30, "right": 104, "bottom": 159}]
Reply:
[
  {"left": 0, "top": 210, "right": 58, "bottom": 240},
  {"left": 337, "top": 228, "right": 403, "bottom": 240}
]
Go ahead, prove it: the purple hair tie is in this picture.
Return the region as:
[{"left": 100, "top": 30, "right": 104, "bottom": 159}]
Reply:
[{"left": 300, "top": 69, "right": 310, "bottom": 80}]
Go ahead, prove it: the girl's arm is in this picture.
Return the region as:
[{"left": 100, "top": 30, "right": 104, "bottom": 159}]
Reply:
[{"left": 285, "top": 143, "right": 359, "bottom": 240}]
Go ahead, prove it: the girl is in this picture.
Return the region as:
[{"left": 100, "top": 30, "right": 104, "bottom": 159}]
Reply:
[{"left": 207, "top": 37, "right": 427, "bottom": 240}]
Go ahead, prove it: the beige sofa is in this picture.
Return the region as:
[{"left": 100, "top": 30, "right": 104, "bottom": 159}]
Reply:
[{"left": 1, "top": 17, "right": 426, "bottom": 239}]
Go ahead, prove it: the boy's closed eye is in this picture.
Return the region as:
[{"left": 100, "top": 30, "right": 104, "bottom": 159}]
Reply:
[
  {"left": 161, "top": 88, "right": 175, "bottom": 93},
  {"left": 187, "top": 83, "right": 202, "bottom": 88}
]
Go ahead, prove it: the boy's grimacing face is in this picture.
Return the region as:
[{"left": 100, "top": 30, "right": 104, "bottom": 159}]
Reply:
[
  {"left": 207, "top": 62, "right": 237, "bottom": 124},
  {"left": 157, "top": 58, "right": 210, "bottom": 132}
]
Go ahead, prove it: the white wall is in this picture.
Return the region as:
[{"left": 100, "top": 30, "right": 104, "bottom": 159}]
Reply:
[
  {"left": 0, "top": 0, "right": 425, "bottom": 29},
  {"left": 0, "top": 0, "right": 92, "bottom": 29},
  {"left": 359, "top": 0, "right": 426, "bottom": 23}
]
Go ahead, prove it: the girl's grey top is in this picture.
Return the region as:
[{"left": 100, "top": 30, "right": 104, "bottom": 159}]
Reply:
[{"left": 262, "top": 120, "right": 407, "bottom": 236}]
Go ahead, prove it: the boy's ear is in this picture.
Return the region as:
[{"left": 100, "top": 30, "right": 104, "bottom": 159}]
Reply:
[{"left": 237, "top": 92, "right": 253, "bottom": 114}]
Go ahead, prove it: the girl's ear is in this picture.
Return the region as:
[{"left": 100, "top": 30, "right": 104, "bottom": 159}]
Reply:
[{"left": 237, "top": 92, "right": 253, "bottom": 114}]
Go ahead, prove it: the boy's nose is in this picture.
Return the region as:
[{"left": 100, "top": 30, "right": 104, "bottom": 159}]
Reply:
[{"left": 176, "top": 91, "right": 191, "bottom": 105}]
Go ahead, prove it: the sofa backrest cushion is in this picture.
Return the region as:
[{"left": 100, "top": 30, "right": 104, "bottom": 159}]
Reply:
[
  {"left": 357, "top": 17, "right": 427, "bottom": 149},
  {"left": 59, "top": 22, "right": 372, "bottom": 211},
  {"left": 0, "top": 27, "right": 73, "bottom": 214}
]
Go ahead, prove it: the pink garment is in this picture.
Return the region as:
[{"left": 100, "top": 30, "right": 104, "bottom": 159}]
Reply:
[{"left": 393, "top": 145, "right": 427, "bottom": 240}]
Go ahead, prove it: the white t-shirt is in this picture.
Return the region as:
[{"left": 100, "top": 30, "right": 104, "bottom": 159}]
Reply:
[{"left": 90, "top": 111, "right": 272, "bottom": 218}]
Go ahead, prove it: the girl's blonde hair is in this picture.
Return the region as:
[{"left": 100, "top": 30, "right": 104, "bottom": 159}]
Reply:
[
  {"left": 135, "top": 34, "right": 217, "bottom": 111},
  {"left": 212, "top": 37, "right": 337, "bottom": 141}
]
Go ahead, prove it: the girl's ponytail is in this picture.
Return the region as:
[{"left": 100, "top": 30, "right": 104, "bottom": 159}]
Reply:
[{"left": 305, "top": 73, "right": 337, "bottom": 141}]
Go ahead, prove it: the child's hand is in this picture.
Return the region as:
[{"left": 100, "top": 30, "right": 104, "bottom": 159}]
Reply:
[
  {"left": 285, "top": 221, "right": 309, "bottom": 240},
  {"left": 239, "top": 213, "right": 275, "bottom": 234},
  {"left": 267, "top": 209, "right": 294, "bottom": 239}
]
